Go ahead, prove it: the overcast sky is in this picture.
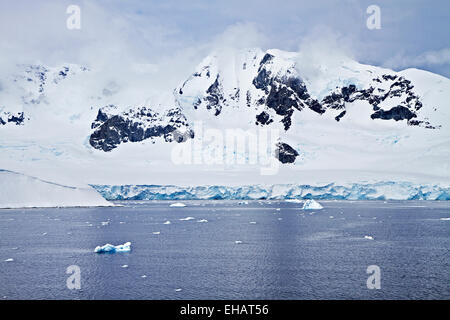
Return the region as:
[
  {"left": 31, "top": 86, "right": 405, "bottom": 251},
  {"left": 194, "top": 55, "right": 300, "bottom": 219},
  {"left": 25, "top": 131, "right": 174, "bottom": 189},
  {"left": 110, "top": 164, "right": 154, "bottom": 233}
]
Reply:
[{"left": 1, "top": 0, "right": 449, "bottom": 80}]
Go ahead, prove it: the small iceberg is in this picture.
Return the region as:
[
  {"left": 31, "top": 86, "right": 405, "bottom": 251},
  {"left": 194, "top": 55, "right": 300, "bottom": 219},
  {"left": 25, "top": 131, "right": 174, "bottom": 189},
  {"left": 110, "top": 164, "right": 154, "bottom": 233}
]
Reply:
[
  {"left": 439, "top": 218, "right": 450, "bottom": 221},
  {"left": 197, "top": 219, "right": 208, "bottom": 223},
  {"left": 301, "top": 199, "right": 323, "bottom": 210},
  {"left": 163, "top": 220, "right": 171, "bottom": 225},
  {"left": 179, "top": 217, "right": 195, "bottom": 221},
  {"left": 152, "top": 231, "right": 161, "bottom": 235},
  {"left": 170, "top": 202, "right": 186, "bottom": 207},
  {"left": 94, "top": 241, "right": 131, "bottom": 253},
  {"left": 364, "top": 235, "right": 374, "bottom": 240},
  {"left": 235, "top": 240, "right": 243, "bottom": 244},
  {"left": 121, "top": 265, "right": 128, "bottom": 268},
  {"left": 5, "top": 258, "right": 14, "bottom": 262},
  {"left": 249, "top": 221, "right": 257, "bottom": 224}
]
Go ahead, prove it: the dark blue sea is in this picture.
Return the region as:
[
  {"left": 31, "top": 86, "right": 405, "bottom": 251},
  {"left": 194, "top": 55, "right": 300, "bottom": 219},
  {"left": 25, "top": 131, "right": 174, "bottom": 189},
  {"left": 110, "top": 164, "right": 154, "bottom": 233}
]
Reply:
[{"left": 0, "top": 200, "right": 449, "bottom": 299}]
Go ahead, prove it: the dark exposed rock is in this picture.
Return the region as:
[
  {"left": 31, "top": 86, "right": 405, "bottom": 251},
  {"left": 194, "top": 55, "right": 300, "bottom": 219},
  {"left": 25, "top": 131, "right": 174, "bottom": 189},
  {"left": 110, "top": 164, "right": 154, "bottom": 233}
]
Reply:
[
  {"left": 0, "top": 111, "right": 26, "bottom": 126},
  {"left": 335, "top": 110, "right": 346, "bottom": 122},
  {"left": 276, "top": 142, "right": 299, "bottom": 164},
  {"left": 255, "top": 111, "right": 273, "bottom": 126},
  {"left": 204, "top": 75, "right": 224, "bottom": 116},
  {"left": 371, "top": 106, "right": 417, "bottom": 121},
  {"left": 89, "top": 106, "right": 193, "bottom": 152}
]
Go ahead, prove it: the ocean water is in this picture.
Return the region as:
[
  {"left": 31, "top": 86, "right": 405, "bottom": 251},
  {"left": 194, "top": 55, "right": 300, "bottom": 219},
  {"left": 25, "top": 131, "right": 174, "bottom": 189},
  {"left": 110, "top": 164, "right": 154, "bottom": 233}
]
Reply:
[{"left": 0, "top": 200, "right": 449, "bottom": 300}]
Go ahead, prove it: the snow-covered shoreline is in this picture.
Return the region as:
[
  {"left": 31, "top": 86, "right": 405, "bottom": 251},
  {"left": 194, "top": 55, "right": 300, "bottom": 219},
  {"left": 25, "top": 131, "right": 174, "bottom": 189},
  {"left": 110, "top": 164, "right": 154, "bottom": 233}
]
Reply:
[{"left": 0, "top": 169, "right": 113, "bottom": 209}]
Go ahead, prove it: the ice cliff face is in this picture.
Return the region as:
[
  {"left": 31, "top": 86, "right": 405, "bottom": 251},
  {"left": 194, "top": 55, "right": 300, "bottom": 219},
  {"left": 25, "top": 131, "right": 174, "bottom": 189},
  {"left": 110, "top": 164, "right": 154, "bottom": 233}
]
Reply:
[{"left": 92, "top": 182, "right": 450, "bottom": 201}]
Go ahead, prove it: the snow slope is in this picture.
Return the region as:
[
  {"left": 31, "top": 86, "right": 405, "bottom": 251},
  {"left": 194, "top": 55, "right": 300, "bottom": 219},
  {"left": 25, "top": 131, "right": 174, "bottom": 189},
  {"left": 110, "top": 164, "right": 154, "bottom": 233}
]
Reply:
[
  {"left": 0, "top": 169, "right": 111, "bottom": 208},
  {"left": 0, "top": 48, "right": 449, "bottom": 197}
]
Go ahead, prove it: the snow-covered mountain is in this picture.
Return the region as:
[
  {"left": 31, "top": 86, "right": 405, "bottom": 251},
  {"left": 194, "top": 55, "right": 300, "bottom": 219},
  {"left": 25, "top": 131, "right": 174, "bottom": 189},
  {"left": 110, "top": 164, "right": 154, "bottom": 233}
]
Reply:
[{"left": 0, "top": 48, "right": 449, "bottom": 198}]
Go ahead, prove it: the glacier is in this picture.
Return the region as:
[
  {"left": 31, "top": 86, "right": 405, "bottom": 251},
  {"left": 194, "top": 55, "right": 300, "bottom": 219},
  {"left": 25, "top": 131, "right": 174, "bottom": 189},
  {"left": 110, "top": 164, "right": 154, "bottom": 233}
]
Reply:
[{"left": 91, "top": 181, "right": 449, "bottom": 201}]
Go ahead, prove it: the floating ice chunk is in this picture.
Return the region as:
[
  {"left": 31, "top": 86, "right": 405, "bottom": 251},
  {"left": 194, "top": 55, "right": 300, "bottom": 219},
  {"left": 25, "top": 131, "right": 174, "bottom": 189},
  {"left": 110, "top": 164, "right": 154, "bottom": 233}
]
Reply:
[
  {"left": 141, "top": 275, "right": 147, "bottom": 278},
  {"left": 94, "top": 241, "right": 131, "bottom": 253},
  {"left": 175, "top": 288, "right": 182, "bottom": 292},
  {"left": 152, "top": 231, "right": 161, "bottom": 235},
  {"left": 179, "top": 217, "right": 195, "bottom": 221},
  {"left": 235, "top": 240, "right": 243, "bottom": 244},
  {"left": 163, "top": 220, "right": 171, "bottom": 225},
  {"left": 101, "top": 221, "right": 110, "bottom": 226},
  {"left": 249, "top": 221, "right": 257, "bottom": 224},
  {"left": 286, "top": 199, "right": 303, "bottom": 203},
  {"left": 121, "top": 265, "right": 128, "bottom": 268},
  {"left": 301, "top": 200, "right": 323, "bottom": 210},
  {"left": 440, "top": 218, "right": 450, "bottom": 221},
  {"left": 42, "top": 232, "right": 47, "bottom": 236},
  {"left": 329, "top": 216, "right": 334, "bottom": 219},
  {"left": 170, "top": 202, "right": 186, "bottom": 207},
  {"left": 5, "top": 258, "right": 14, "bottom": 262},
  {"left": 197, "top": 219, "right": 208, "bottom": 223},
  {"left": 275, "top": 208, "right": 281, "bottom": 211},
  {"left": 278, "top": 218, "right": 283, "bottom": 220},
  {"left": 364, "top": 235, "right": 374, "bottom": 240}
]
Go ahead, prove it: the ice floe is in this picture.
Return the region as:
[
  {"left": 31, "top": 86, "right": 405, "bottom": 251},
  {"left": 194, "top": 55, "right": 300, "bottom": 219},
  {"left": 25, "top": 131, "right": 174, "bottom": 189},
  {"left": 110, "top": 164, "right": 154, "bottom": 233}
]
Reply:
[
  {"left": 163, "top": 220, "right": 171, "bottom": 225},
  {"left": 5, "top": 258, "right": 14, "bottom": 262},
  {"left": 170, "top": 202, "right": 186, "bottom": 207},
  {"left": 152, "top": 231, "right": 161, "bottom": 235},
  {"left": 286, "top": 199, "right": 303, "bottom": 203},
  {"left": 439, "top": 218, "right": 450, "bottom": 221},
  {"left": 179, "top": 217, "right": 195, "bottom": 221},
  {"left": 364, "top": 235, "right": 374, "bottom": 240},
  {"left": 197, "top": 219, "right": 208, "bottom": 223},
  {"left": 94, "top": 241, "right": 131, "bottom": 253}
]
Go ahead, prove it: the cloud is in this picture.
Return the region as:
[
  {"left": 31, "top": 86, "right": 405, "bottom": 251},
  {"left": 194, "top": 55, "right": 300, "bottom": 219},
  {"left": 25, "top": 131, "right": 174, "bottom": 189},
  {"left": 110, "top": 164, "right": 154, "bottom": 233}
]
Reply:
[
  {"left": 384, "top": 48, "right": 450, "bottom": 70},
  {"left": 295, "top": 27, "right": 355, "bottom": 81}
]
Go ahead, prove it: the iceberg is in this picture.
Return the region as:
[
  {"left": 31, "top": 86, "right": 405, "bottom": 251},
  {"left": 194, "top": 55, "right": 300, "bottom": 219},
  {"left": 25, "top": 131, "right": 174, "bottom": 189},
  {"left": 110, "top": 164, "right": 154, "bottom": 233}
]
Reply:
[
  {"left": 301, "top": 199, "right": 323, "bottom": 210},
  {"left": 364, "top": 235, "right": 374, "bottom": 240},
  {"left": 94, "top": 241, "right": 131, "bottom": 253}
]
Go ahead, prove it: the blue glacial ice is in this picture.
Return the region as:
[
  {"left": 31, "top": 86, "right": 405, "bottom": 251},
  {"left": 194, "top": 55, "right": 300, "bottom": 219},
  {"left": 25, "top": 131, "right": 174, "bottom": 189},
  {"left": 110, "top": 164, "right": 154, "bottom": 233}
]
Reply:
[
  {"left": 91, "top": 181, "right": 450, "bottom": 201},
  {"left": 94, "top": 242, "right": 131, "bottom": 254}
]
